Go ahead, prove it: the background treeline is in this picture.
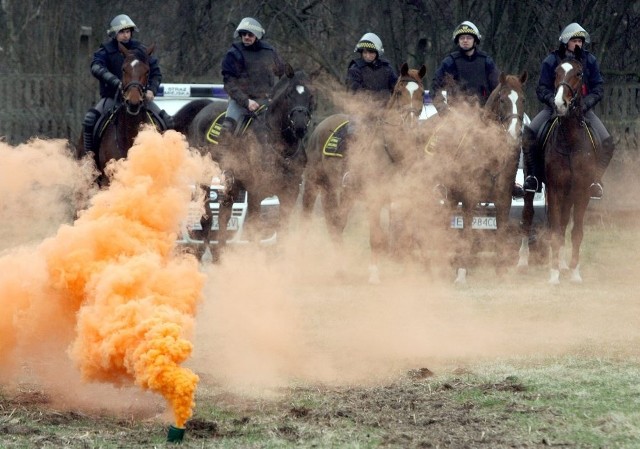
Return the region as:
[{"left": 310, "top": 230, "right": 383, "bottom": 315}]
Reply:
[{"left": 0, "top": 0, "right": 638, "bottom": 146}]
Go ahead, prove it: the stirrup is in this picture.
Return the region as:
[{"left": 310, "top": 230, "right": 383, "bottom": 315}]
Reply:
[
  {"left": 589, "top": 182, "right": 603, "bottom": 200},
  {"left": 523, "top": 176, "right": 539, "bottom": 193}
]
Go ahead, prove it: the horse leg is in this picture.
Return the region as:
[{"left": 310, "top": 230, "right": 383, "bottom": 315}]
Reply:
[
  {"left": 217, "top": 201, "right": 232, "bottom": 250},
  {"left": 517, "top": 191, "right": 535, "bottom": 270},
  {"left": 453, "top": 205, "right": 473, "bottom": 285},
  {"left": 493, "top": 191, "right": 514, "bottom": 277},
  {"left": 301, "top": 176, "right": 320, "bottom": 222},
  {"left": 198, "top": 184, "right": 214, "bottom": 262},
  {"left": 546, "top": 188, "right": 563, "bottom": 285},
  {"left": 242, "top": 197, "right": 263, "bottom": 244},
  {"left": 557, "top": 193, "right": 573, "bottom": 273},
  {"left": 568, "top": 191, "right": 590, "bottom": 283},
  {"left": 322, "top": 183, "right": 347, "bottom": 247},
  {"left": 367, "top": 200, "right": 387, "bottom": 285}
]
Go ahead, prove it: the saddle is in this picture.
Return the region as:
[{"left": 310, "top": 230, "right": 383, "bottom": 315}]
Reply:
[
  {"left": 321, "top": 120, "right": 351, "bottom": 157},
  {"left": 534, "top": 117, "right": 599, "bottom": 180},
  {"left": 206, "top": 105, "right": 267, "bottom": 145},
  {"left": 93, "top": 103, "right": 164, "bottom": 145}
]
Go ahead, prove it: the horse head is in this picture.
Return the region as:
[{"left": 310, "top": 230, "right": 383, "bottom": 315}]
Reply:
[
  {"left": 484, "top": 71, "right": 528, "bottom": 142},
  {"left": 118, "top": 42, "right": 153, "bottom": 116},
  {"left": 554, "top": 59, "right": 583, "bottom": 117},
  {"left": 387, "top": 62, "right": 427, "bottom": 126},
  {"left": 269, "top": 63, "right": 315, "bottom": 141}
]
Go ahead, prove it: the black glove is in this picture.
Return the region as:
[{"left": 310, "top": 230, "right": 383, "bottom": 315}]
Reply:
[
  {"left": 545, "top": 95, "right": 555, "bottom": 109},
  {"left": 103, "top": 72, "right": 122, "bottom": 90}
]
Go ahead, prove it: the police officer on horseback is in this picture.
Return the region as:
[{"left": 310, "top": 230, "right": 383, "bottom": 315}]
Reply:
[
  {"left": 219, "top": 17, "right": 286, "bottom": 138},
  {"left": 346, "top": 33, "right": 398, "bottom": 103},
  {"left": 522, "top": 23, "right": 614, "bottom": 200},
  {"left": 81, "top": 14, "right": 170, "bottom": 157},
  {"left": 431, "top": 21, "right": 500, "bottom": 109}
]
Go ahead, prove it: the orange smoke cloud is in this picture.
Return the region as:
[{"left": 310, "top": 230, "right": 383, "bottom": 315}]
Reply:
[{"left": 1, "top": 127, "right": 212, "bottom": 427}]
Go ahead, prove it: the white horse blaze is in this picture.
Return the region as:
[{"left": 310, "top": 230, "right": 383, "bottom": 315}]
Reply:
[
  {"left": 507, "top": 89, "right": 519, "bottom": 139},
  {"left": 405, "top": 81, "right": 420, "bottom": 98},
  {"left": 296, "top": 85, "right": 305, "bottom": 95},
  {"left": 130, "top": 59, "right": 140, "bottom": 68},
  {"left": 554, "top": 62, "right": 573, "bottom": 114}
]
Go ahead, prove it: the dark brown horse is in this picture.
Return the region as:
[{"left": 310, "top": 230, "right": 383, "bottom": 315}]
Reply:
[
  {"left": 414, "top": 71, "right": 527, "bottom": 284},
  {"left": 302, "top": 63, "right": 427, "bottom": 283},
  {"left": 94, "top": 43, "right": 157, "bottom": 186},
  {"left": 175, "top": 65, "right": 315, "bottom": 253},
  {"left": 541, "top": 59, "right": 596, "bottom": 284}
]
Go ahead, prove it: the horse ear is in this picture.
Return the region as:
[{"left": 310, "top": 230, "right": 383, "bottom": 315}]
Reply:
[
  {"left": 285, "top": 63, "right": 295, "bottom": 78},
  {"left": 118, "top": 42, "right": 128, "bottom": 55},
  {"left": 519, "top": 71, "right": 528, "bottom": 84},
  {"left": 419, "top": 64, "right": 427, "bottom": 79},
  {"left": 400, "top": 62, "right": 409, "bottom": 76},
  {"left": 499, "top": 72, "right": 507, "bottom": 84},
  {"left": 147, "top": 43, "right": 156, "bottom": 56}
]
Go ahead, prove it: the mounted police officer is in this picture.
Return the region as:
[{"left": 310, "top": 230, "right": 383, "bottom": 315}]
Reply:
[
  {"left": 219, "top": 17, "right": 286, "bottom": 138},
  {"left": 346, "top": 33, "right": 398, "bottom": 104},
  {"left": 431, "top": 21, "right": 500, "bottom": 109},
  {"left": 81, "top": 14, "right": 169, "bottom": 157},
  {"left": 522, "top": 23, "right": 614, "bottom": 200}
]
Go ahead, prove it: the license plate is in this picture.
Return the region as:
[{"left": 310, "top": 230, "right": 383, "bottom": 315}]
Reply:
[
  {"left": 211, "top": 216, "right": 239, "bottom": 230},
  {"left": 451, "top": 216, "right": 497, "bottom": 230}
]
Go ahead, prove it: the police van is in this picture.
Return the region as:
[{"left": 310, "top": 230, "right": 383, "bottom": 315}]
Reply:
[{"left": 155, "top": 83, "right": 280, "bottom": 247}]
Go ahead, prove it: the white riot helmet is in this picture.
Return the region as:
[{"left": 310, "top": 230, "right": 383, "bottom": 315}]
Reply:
[
  {"left": 107, "top": 14, "right": 138, "bottom": 38},
  {"left": 354, "top": 33, "right": 384, "bottom": 55},
  {"left": 559, "top": 23, "right": 591, "bottom": 44},
  {"left": 452, "top": 21, "right": 482, "bottom": 44},
  {"left": 234, "top": 17, "right": 265, "bottom": 39}
]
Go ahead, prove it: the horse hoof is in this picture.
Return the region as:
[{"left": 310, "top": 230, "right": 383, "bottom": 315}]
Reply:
[
  {"left": 548, "top": 269, "right": 560, "bottom": 285},
  {"left": 570, "top": 266, "right": 582, "bottom": 283},
  {"left": 454, "top": 268, "right": 467, "bottom": 285}
]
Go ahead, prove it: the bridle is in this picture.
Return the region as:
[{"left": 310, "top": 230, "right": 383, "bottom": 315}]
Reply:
[
  {"left": 121, "top": 57, "right": 149, "bottom": 116},
  {"left": 556, "top": 62, "right": 584, "bottom": 113},
  {"left": 389, "top": 75, "right": 424, "bottom": 125}
]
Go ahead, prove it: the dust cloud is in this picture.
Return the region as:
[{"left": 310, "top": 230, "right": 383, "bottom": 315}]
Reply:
[
  {"left": 0, "top": 92, "right": 638, "bottom": 427},
  {"left": 0, "top": 128, "right": 216, "bottom": 426},
  {"left": 189, "top": 80, "right": 640, "bottom": 397}
]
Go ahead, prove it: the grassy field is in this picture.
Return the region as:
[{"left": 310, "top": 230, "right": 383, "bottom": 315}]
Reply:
[{"left": 1, "top": 215, "right": 639, "bottom": 448}]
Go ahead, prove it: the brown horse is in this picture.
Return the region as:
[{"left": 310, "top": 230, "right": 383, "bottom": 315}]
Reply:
[
  {"left": 542, "top": 59, "right": 596, "bottom": 284},
  {"left": 412, "top": 71, "right": 527, "bottom": 284},
  {"left": 302, "top": 63, "right": 427, "bottom": 283},
  {"left": 94, "top": 43, "right": 157, "bottom": 185}
]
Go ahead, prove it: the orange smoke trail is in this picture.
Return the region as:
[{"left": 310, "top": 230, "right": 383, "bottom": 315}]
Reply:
[{"left": 0, "top": 127, "right": 208, "bottom": 427}]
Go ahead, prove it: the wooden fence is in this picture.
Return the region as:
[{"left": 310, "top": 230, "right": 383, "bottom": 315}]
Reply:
[
  {"left": 0, "top": 75, "right": 94, "bottom": 146},
  {"left": 0, "top": 75, "right": 638, "bottom": 152}
]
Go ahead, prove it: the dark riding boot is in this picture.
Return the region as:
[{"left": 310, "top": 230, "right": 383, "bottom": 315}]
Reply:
[
  {"left": 590, "top": 136, "right": 615, "bottom": 200},
  {"left": 522, "top": 126, "right": 539, "bottom": 193},
  {"left": 160, "top": 109, "right": 174, "bottom": 130},
  {"left": 217, "top": 117, "right": 236, "bottom": 146},
  {"left": 82, "top": 109, "right": 99, "bottom": 157}
]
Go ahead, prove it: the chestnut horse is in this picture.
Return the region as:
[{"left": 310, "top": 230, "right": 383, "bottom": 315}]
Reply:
[
  {"left": 411, "top": 71, "right": 527, "bottom": 284},
  {"left": 302, "top": 63, "right": 427, "bottom": 283},
  {"left": 541, "top": 59, "right": 596, "bottom": 284}
]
